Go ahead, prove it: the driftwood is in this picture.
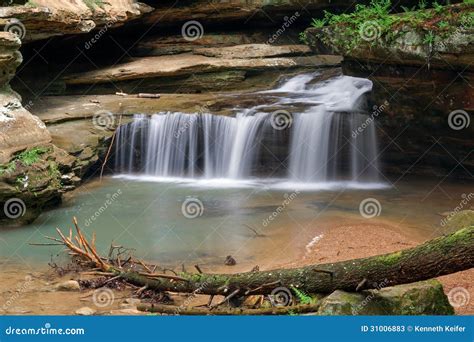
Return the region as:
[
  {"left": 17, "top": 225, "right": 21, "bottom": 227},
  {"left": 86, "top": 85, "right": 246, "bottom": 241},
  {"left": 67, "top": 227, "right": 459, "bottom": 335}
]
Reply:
[
  {"left": 137, "top": 303, "right": 320, "bottom": 315},
  {"left": 42, "top": 218, "right": 474, "bottom": 298}
]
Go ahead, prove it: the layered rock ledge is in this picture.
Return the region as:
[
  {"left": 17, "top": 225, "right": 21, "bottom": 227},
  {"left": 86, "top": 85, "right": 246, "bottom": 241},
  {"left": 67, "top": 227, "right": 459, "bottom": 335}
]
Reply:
[
  {"left": 0, "top": 0, "right": 152, "bottom": 42},
  {"left": 304, "top": 3, "right": 473, "bottom": 178}
]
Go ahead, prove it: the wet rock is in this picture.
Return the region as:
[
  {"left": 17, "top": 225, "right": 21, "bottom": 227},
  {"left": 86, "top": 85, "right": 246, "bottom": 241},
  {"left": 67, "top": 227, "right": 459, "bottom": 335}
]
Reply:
[
  {"left": 304, "top": 3, "right": 473, "bottom": 179},
  {"left": 62, "top": 53, "right": 341, "bottom": 94},
  {"left": 316, "top": 280, "right": 454, "bottom": 315},
  {"left": 224, "top": 255, "right": 236, "bottom": 266},
  {"left": 75, "top": 307, "right": 96, "bottom": 316},
  {"left": 123, "top": 298, "right": 141, "bottom": 305},
  {"left": 55, "top": 280, "right": 80, "bottom": 292}
]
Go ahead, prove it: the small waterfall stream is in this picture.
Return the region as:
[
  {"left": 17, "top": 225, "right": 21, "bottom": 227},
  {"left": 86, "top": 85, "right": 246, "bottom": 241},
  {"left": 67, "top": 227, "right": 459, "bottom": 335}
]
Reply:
[{"left": 114, "top": 74, "right": 381, "bottom": 186}]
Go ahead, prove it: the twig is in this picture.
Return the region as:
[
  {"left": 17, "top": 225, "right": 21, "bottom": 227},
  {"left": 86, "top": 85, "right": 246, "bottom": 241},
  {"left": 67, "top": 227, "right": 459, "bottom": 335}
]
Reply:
[
  {"left": 210, "top": 288, "right": 240, "bottom": 310},
  {"left": 243, "top": 224, "right": 265, "bottom": 237},
  {"left": 100, "top": 114, "right": 123, "bottom": 181}
]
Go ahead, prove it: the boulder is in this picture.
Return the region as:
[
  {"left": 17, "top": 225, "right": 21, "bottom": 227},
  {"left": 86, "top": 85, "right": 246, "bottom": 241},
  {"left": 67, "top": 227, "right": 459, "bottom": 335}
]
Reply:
[
  {"left": 316, "top": 280, "right": 454, "bottom": 315},
  {"left": 75, "top": 306, "right": 96, "bottom": 316},
  {"left": 55, "top": 280, "right": 81, "bottom": 291}
]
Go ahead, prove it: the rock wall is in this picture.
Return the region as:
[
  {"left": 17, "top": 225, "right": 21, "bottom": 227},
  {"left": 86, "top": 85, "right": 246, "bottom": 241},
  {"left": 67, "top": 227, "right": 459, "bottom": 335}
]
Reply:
[
  {"left": 304, "top": 3, "right": 473, "bottom": 178},
  {"left": 0, "top": 0, "right": 152, "bottom": 42},
  {"left": 0, "top": 32, "right": 50, "bottom": 164}
]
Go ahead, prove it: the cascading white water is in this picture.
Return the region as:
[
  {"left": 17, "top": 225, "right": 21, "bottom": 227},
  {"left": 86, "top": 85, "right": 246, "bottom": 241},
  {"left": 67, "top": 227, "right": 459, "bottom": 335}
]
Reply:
[{"left": 114, "top": 74, "right": 381, "bottom": 185}]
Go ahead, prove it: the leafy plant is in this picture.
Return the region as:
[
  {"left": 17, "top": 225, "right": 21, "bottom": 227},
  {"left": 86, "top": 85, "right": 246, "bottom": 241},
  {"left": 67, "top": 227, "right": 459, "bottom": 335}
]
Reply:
[
  {"left": 17, "top": 147, "right": 49, "bottom": 166},
  {"left": 291, "top": 286, "right": 316, "bottom": 305}
]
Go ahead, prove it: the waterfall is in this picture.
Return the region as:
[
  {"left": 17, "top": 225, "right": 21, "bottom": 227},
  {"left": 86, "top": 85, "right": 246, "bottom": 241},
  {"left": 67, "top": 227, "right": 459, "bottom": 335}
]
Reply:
[{"left": 113, "top": 74, "right": 381, "bottom": 185}]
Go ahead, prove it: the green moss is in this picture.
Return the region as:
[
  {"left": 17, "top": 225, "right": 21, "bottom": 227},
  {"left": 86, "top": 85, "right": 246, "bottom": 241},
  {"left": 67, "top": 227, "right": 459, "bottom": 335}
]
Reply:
[
  {"left": 306, "top": 1, "right": 473, "bottom": 53},
  {"left": 377, "top": 251, "right": 402, "bottom": 265},
  {"left": 17, "top": 147, "right": 49, "bottom": 166}
]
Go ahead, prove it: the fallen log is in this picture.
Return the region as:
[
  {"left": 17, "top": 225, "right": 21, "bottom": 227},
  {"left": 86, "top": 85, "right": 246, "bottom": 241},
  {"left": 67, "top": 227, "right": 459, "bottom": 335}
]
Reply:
[
  {"left": 110, "top": 225, "right": 474, "bottom": 295},
  {"left": 44, "top": 219, "right": 474, "bottom": 297},
  {"left": 137, "top": 303, "right": 320, "bottom": 315}
]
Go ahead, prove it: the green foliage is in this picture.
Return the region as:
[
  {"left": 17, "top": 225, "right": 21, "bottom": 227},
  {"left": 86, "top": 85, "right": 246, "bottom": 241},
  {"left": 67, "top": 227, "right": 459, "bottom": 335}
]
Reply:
[
  {"left": 309, "top": 0, "right": 397, "bottom": 51},
  {"left": 418, "top": 0, "right": 427, "bottom": 10},
  {"left": 291, "top": 286, "right": 316, "bottom": 305},
  {"left": 305, "top": 0, "right": 472, "bottom": 54},
  {"left": 298, "top": 31, "right": 307, "bottom": 44},
  {"left": 0, "top": 146, "right": 49, "bottom": 176},
  {"left": 423, "top": 30, "right": 436, "bottom": 45},
  {"left": 17, "top": 147, "right": 49, "bottom": 166},
  {"left": 437, "top": 20, "right": 449, "bottom": 28},
  {"left": 0, "top": 161, "right": 16, "bottom": 176}
]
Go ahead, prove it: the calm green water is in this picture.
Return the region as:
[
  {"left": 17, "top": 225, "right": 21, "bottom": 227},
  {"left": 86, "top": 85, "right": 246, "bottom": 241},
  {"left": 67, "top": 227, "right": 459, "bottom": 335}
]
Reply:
[{"left": 0, "top": 176, "right": 471, "bottom": 268}]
